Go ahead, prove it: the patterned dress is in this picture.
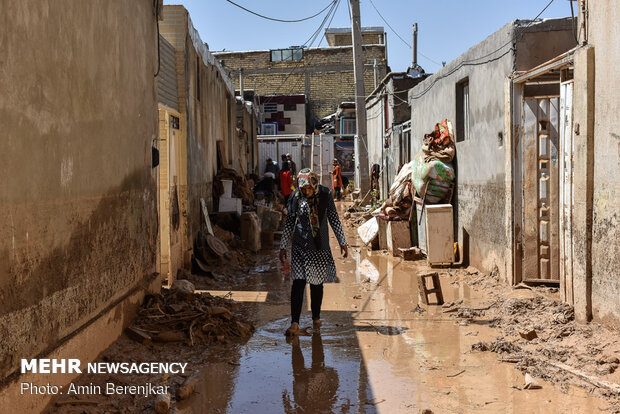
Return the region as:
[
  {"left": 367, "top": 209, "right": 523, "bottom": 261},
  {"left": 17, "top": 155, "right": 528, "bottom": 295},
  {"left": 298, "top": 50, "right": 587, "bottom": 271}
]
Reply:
[{"left": 280, "top": 188, "right": 347, "bottom": 285}]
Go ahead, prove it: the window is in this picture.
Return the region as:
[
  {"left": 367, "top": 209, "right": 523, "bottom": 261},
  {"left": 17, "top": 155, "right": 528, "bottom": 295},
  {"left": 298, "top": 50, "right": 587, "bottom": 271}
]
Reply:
[
  {"left": 341, "top": 118, "right": 356, "bottom": 136},
  {"left": 283, "top": 103, "right": 297, "bottom": 111},
  {"left": 270, "top": 47, "right": 304, "bottom": 62},
  {"left": 456, "top": 78, "right": 470, "bottom": 142},
  {"left": 261, "top": 122, "right": 278, "bottom": 135},
  {"left": 263, "top": 103, "right": 278, "bottom": 113}
]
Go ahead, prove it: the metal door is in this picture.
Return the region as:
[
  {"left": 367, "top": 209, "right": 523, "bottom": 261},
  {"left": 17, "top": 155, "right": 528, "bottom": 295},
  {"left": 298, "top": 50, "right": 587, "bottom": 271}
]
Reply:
[
  {"left": 521, "top": 97, "right": 560, "bottom": 283},
  {"left": 559, "top": 81, "right": 574, "bottom": 302}
]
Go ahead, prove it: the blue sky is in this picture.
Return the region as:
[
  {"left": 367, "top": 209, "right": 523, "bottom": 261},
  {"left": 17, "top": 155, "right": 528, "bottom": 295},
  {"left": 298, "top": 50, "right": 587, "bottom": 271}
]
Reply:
[{"left": 169, "top": 0, "right": 574, "bottom": 73}]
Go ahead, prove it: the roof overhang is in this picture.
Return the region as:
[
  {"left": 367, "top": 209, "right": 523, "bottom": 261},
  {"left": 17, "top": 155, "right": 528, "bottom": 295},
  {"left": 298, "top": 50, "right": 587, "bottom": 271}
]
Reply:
[{"left": 512, "top": 48, "right": 576, "bottom": 85}]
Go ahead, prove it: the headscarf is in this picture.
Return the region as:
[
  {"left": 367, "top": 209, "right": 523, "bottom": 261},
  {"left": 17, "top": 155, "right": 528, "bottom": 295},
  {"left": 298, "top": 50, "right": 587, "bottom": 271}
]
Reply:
[{"left": 296, "top": 168, "right": 320, "bottom": 238}]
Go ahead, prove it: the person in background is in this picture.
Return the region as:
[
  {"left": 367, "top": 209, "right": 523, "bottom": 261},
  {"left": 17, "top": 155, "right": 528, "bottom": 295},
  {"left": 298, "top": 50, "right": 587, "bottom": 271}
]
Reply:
[
  {"left": 281, "top": 153, "right": 289, "bottom": 171},
  {"left": 279, "top": 162, "right": 294, "bottom": 205},
  {"left": 254, "top": 172, "right": 275, "bottom": 202},
  {"left": 330, "top": 159, "right": 343, "bottom": 200},
  {"left": 286, "top": 153, "right": 297, "bottom": 177},
  {"left": 265, "top": 158, "right": 280, "bottom": 189},
  {"left": 279, "top": 169, "right": 348, "bottom": 336}
]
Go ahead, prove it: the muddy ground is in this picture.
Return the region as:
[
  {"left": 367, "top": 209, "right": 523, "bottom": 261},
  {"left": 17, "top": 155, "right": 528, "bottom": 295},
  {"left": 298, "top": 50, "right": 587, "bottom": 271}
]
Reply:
[{"left": 47, "top": 204, "right": 620, "bottom": 413}]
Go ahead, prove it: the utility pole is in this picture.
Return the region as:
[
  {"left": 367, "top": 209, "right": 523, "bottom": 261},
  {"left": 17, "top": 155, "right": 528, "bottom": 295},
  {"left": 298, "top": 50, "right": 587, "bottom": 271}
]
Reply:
[
  {"left": 349, "top": 0, "right": 369, "bottom": 196},
  {"left": 412, "top": 23, "right": 418, "bottom": 68},
  {"left": 373, "top": 58, "right": 378, "bottom": 89}
]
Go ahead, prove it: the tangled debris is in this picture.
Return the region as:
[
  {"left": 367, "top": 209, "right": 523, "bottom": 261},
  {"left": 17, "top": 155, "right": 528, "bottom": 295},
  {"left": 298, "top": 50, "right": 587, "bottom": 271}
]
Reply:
[
  {"left": 471, "top": 339, "right": 521, "bottom": 354},
  {"left": 49, "top": 280, "right": 256, "bottom": 414},
  {"left": 130, "top": 283, "right": 255, "bottom": 346},
  {"left": 453, "top": 271, "right": 620, "bottom": 403}
]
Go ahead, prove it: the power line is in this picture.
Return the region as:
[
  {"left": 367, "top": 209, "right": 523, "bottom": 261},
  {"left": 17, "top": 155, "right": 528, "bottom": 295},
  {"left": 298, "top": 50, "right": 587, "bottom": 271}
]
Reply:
[
  {"left": 367, "top": 0, "right": 441, "bottom": 68},
  {"left": 367, "top": 0, "right": 410, "bottom": 48},
  {"left": 224, "top": 0, "right": 336, "bottom": 23},
  {"left": 261, "top": 0, "right": 341, "bottom": 103},
  {"left": 411, "top": 0, "right": 558, "bottom": 100},
  {"left": 533, "top": 0, "right": 555, "bottom": 21}
]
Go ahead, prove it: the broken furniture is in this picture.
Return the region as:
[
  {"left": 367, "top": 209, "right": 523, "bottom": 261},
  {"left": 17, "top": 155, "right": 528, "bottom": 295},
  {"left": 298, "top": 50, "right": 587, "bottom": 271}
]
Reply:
[
  {"left": 417, "top": 272, "right": 444, "bottom": 305},
  {"left": 425, "top": 204, "right": 454, "bottom": 265},
  {"left": 218, "top": 176, "right": 242, "bottom": 215}
]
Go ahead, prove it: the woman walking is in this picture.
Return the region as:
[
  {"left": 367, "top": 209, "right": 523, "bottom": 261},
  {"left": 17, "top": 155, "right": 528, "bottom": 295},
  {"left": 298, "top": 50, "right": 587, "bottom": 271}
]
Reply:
[{"left": 279, "top": 169, "right": 348, "bottom": 336}]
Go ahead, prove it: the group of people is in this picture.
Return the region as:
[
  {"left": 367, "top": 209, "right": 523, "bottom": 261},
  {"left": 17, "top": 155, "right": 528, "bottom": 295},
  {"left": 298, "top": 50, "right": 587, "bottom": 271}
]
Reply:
[
  {"left": 255, "top": 153, "right": 297, "bottom": 203},
  {"left": 259, "top": 154, "right": 346, "bottom": 205}
]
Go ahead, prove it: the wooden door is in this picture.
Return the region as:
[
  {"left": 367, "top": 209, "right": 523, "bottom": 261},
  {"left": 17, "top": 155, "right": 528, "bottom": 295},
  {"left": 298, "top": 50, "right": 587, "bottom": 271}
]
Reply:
[
  {"left": 559, "top": 82, "right": 575, "bottom": 301},
  {"left": 521, "top": 97, "right": 561, "bottom": 283}
]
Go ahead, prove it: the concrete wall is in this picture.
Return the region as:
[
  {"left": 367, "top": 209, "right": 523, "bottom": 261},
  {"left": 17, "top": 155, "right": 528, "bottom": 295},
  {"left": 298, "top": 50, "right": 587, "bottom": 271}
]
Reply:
[
  {"left": 0, "top": 0, "right": 158, "bottom": 385},
  {"left": 578, "top": 0, "right": 620, "bottom": 327},
  {"left": 366, "top": 74, "right": 418, "bottom": 198},
  {"left": 237, "top": 100, "right": 259, "bottom": 175},
  {"left": 366, "top": 95, "right": 384, "bottom": 194},
  {"left": 408, "top": 19, "right": 575, "bottom": 282},
  {"left": 214, "top": 45, "right": 387, "bottom": 121},
  {"left": 161, "top": 6, "right": 237, "bottom": 262}
]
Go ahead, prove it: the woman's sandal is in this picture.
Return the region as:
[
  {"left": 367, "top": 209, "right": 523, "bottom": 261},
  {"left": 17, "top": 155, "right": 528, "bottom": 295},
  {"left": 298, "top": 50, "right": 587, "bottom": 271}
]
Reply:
[
  {"left": 313, "top": 319, "right": 322, "bottom": 331},
  {"left": 285, "top": 322, "right": 300, "bottom": 336}
]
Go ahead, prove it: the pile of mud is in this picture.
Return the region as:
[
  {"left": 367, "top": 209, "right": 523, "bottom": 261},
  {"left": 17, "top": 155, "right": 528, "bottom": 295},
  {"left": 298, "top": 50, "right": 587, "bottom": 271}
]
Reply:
[{"left": 450, "top": 271, "right": 620, "bottom": 403}]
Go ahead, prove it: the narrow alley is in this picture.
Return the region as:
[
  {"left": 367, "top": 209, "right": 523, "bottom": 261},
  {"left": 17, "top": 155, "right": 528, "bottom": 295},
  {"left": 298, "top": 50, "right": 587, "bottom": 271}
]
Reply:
[
  {"left": 1, "top": 1, "right": 619, "bottom": 413},
  {"left": 46, "top": 204, "right": 619, "bottom": 413}
]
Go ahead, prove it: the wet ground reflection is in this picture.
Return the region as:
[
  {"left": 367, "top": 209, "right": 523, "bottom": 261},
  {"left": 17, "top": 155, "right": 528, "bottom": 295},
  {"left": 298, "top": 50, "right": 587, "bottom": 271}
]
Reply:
[{"left": 183, "top": 210, "right": 608, "bottom": 413}]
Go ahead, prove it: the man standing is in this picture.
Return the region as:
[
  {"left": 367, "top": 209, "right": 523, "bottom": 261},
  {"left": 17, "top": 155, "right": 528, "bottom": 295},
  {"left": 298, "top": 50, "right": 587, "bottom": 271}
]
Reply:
[
  {"left": 265, "top": 158, "right": 280, "bottom": 189},
  {"left": 286, "top": 153, "right": 297, "bottom": 177},
  {"left": 330, "top": 159, "right": 343, "bottom": 200},
  {"left": 287, "top": 153, "right": 297, "bottom": 186}
]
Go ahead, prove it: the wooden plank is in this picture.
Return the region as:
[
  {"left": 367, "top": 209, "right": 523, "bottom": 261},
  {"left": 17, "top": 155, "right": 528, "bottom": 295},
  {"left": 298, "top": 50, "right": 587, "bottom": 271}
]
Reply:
[
  {"left": 549, "top": 97, "right": 561, "bottom": 281},
  {"left": 512, "top": 83, "right": 524, "bottom": 285},
  {"left": 538, "top": 99, "right": 550, "bottom": 280}
]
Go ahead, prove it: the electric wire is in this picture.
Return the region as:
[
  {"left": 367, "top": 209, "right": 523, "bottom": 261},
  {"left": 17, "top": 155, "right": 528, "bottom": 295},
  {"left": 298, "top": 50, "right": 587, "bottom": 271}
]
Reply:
[
  {"left": 224, "top": 0, "right": 336, "bottom": 23},
  {"left": 570, "top": 0, "right": 579, "bottom": 45},
  {"left": 367, "top": 0, "right": 441, "bottom": 68},
  {"left": 261, "top": 0, "right": 341, "bottom": 104},
  {"left": 410, "top": 0, "right": 557, "bottom": 100}
]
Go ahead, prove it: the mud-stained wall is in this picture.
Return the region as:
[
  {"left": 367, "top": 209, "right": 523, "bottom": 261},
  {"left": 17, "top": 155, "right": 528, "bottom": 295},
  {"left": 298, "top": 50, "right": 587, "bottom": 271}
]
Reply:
[
  {"left": 160, "top": 6, "right": 238, "bottom": 260},
  {"left": 0, "top": 0, "right": 158, "bottom": 382},
  {"left": 584, "top": 0, "right": 620, "bottom": 328},
  {"left": 408, "top": 22, "right": 515, "bottom": 281},
  {"left": 408, "top": 19, "right": 575, "bottom": 282},
  {"left": 237, "top": 100, "right": 259, "bottom": 176}
]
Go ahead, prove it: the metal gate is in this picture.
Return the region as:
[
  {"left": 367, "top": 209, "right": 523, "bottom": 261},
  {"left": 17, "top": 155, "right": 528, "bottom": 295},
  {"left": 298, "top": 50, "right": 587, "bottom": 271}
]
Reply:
[{"left": 257, "top": 135, "right": 303, "bottom": 178}]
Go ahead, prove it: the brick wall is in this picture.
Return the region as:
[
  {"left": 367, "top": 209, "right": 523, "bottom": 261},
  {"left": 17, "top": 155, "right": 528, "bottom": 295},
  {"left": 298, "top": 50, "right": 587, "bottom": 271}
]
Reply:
[{"left": 214, "top": 45, "right": 387, "bottom": 122}]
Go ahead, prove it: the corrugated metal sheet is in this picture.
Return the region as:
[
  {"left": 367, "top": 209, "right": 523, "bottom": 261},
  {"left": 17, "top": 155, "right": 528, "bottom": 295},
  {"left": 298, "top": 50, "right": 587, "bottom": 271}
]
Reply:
[
  {"left": 157, "top": 35, "right": 179, "bottom": 111},
  {"left": 257, "top": 135, "right": 303, "bottom": 178}
]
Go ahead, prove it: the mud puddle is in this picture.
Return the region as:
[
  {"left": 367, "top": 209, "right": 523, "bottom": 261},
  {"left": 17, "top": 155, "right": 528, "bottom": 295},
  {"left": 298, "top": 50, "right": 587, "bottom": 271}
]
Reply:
[{"left": 179, "top": 214, "right": 614, "bottom": 413}]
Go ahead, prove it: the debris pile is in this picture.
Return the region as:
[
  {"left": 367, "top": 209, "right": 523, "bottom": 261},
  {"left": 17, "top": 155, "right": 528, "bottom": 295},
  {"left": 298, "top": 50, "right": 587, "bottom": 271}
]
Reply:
[
  {"left": 213, "top": 168, "right": 254, "bottom": 206},
  {"left": 451, "top": 269, "right": 620, "bottom": 400},
  {"left": 412, "top": 118, "right": 456, "bottom": 204},
  {"left": 129, "top": 281, "right": 255, "bottom": 346}
]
